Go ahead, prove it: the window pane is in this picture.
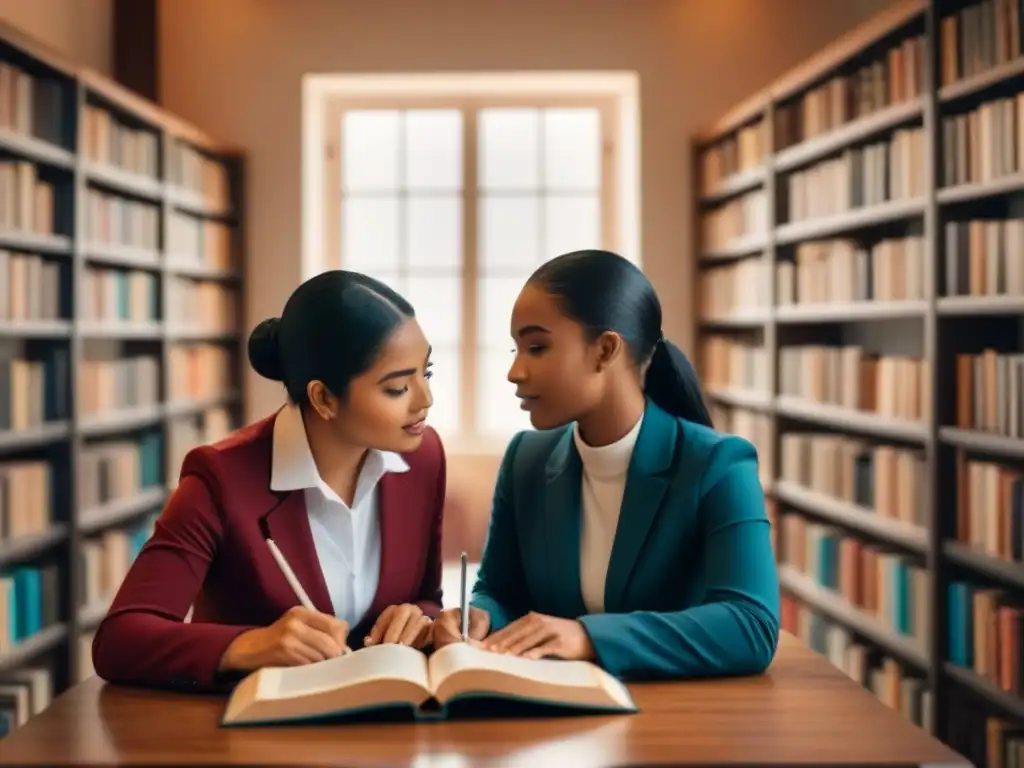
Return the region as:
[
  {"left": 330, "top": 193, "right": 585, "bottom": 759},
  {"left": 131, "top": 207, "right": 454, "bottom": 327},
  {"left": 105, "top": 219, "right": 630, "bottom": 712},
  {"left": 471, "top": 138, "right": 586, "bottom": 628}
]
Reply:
[
  {"left": 406, "top": 196, "right": 462, "bottom": 271},
  {"left": 404, "top": 110, "right": 462, "bottom": 191},
  {"left": 479, "top": 196, "right": 540, "bottom": 273},
  {"left": 341, "top": 197, "right": 400, "bottom": 271},
  {"left": 342, "top": 111, "right": 400, "bottom": 192},
  {"left": 544, "top": 195, "right": 601, "bottom": 257},
  {"left": 403, "top": 275, "right": 462, "bottom": 347},
  {"left": 426, "top": 345, "right": 460, "bottom": 437},
  {"left": 477, "top": 347, "right": 533, "bottom": 437},
  {"left": 477, "top": 275, "right": 526, "bottom": 349},
  {"left": 479, "top": 108, "right": 539, "bottom": 191},
  {"left": 542, "top": 108, "right": 601, "bottom": 191}
]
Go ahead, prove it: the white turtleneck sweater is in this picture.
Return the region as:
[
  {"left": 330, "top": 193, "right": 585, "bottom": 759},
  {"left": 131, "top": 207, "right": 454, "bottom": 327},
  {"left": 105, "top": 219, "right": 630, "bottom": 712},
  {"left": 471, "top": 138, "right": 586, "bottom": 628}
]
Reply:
[{"left": 573, "top": 413, "right": 644, "bottom": 614}]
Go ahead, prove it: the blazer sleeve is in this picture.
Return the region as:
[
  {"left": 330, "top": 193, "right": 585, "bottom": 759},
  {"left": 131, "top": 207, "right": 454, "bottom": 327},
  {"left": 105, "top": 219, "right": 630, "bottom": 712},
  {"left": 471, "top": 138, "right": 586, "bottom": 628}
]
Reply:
[
  {"left": 469, "top": 430, "right": 529, "bottom": 632},
  {"left": 91, "top": 451, "right": 259, "bottom": 691},
  {"left": 579, "top": 434, "right": 780, "bottom": 680},
  {"left": 411, "top": 428, "right": 445, "bottom": 619}
]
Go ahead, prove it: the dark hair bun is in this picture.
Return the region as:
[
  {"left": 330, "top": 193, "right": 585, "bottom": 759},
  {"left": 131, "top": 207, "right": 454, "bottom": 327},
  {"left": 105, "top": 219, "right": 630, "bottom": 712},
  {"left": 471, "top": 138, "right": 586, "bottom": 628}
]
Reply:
[{"left": 248, "top": 317, "right": 284, "bottom": 381}]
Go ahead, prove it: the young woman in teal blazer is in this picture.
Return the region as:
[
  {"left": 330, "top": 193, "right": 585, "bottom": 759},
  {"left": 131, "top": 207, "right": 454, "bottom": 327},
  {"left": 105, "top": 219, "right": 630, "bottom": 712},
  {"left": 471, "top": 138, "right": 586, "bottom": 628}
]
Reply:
[{"left": 433, "top": 250, "right": 780, "bottom": 681}]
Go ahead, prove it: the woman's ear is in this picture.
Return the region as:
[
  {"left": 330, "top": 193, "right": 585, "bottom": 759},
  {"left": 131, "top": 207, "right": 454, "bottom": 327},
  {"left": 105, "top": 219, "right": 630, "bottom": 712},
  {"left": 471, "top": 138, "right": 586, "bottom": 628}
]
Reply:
[
  {"left": 594, "top": 331, "right": 625, "bottom": 371},
  {"left": 306, "top": 380, "right": 339, "bottom": 421}
]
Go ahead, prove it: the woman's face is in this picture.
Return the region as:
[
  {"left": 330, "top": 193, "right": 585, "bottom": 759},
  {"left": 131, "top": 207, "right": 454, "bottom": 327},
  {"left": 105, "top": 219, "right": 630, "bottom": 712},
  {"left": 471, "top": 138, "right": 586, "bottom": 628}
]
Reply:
[
  {"left": 311, "top": 317, "right": 435, "bottom": 453},
  {"left": 506, "top": 284, "right": 606, "bottom": 430}
]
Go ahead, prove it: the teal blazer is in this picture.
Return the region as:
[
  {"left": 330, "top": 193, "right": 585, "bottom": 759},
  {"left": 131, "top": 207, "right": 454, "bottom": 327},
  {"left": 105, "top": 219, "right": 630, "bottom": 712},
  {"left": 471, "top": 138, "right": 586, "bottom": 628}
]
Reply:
[{"left": 470, "top": 399, "right": 780, "bottom": 681}]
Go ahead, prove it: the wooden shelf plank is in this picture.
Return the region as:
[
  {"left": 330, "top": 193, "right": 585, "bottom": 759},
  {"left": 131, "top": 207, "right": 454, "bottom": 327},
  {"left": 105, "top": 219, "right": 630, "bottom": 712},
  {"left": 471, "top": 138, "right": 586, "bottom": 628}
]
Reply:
[
  {"left": 704, "top": 388, "right": 773, "bottom": 411},
  {"left": 944, "top": 542, "right": 1024, "bottom": 591},
  {"left": 937, "top": 174, "right": 1024, "bottom": 204},
  {"left": 937, "top": 295, "right": 1024, "bottom": 316},
  {"left": 775, "top": 199, "right": 925, "bottom": 244},
  {"left": 0, "top": 525, "right": 68, "bottom": 567},
  {"left": 0, "top": 624, "right": 68, "bottom": 674},
  {"left": 699, "top": 166, "right": 767, "bottom": 204},
  {"left": 0, "top": 128, "right": 74, "bottom": 168},
  {"left": 0, "top": 319, "right": 72, "bottom": 337},
  {"left": 944, "top": 663, "right": 1024, "bottom": 720},
  {"left": 938, "top": 57, "right": 1024, "bottom": 103},
  {"left": 0, "top": 230, "right": 72, "bottom": 253},
  {"left": 774, "top": 300, "right": 927, "bottom": 323},
  {"left": 774, "top": 99, "right": 924, "bottom": 173},
  {"left": 0, "top": 421, "right": 70, "bottom": 453},
  {"left": 775, "top": 481, "right": 928, "bottom": 553},
  {"left": 699, "top": 233, "right": 767, "bottom": 263},
  {"left": 775, "top": 397, "right": 929, "bottom": 443},
  {"left": 79, "top": 488, "right": 167, "bottom": 535},
  {"left": 79, "top": 404, "right": 165, "bottom": 437},
  {"left": 779, "top": 566, "right": 929, "bottom": 669},
  {"left": 940, "top": 427, "right": 1024, "bottom": 459}
]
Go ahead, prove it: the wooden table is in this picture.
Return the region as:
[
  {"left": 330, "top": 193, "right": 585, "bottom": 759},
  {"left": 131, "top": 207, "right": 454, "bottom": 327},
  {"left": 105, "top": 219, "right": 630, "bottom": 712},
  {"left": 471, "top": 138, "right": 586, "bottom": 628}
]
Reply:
[{"left": 0, "top": 633, "right": 968, "bottom": 766}]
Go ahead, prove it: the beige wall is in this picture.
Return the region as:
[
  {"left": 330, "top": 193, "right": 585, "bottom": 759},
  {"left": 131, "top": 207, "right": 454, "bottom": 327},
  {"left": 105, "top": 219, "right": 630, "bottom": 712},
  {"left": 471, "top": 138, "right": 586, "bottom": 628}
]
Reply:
[
  {"left": 156, "top": 0, "right": 895, "bottom": 558},
  {"left": 0, "top": 0, "right": 111, "bottom": 75}
]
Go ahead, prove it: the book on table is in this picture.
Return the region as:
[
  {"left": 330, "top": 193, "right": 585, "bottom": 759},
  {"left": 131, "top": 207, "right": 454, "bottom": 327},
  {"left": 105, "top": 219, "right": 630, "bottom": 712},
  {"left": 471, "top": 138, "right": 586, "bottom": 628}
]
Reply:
[{"left": 221, "top": 641, "right": 637, "bottom": 726}]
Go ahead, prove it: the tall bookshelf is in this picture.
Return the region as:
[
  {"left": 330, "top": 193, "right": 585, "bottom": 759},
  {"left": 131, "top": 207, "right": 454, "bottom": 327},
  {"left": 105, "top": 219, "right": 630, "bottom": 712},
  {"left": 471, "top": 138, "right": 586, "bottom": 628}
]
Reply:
[
  {"left": 694, "top": 0, "right": 1024, "bottom": 764},
  {"left": 0, "top": 23, "right": 246, "bottom": 730}
]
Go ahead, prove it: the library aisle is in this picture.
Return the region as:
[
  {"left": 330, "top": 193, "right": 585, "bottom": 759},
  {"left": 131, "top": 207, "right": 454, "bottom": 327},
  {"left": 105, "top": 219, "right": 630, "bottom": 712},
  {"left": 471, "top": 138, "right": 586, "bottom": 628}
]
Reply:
[
  {"left": 0, "top": 25, "right": 246, "bottom": 736},
  {"left": 695, "top": 1, "right": 1024, "bottom": 765}
]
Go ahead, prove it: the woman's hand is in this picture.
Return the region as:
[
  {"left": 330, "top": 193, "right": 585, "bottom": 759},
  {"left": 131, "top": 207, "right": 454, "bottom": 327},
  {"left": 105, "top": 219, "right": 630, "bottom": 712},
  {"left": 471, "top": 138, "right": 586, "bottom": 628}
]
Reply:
[
  {"left": 432, "top": 606, "right": 490, "bottom": 649},
  {"left": 482, "top": 612, "right": 596, "bottom": 661},
  {"left": 218, "top": 606, "right": 350, "bottom": 671},
  {"left": 363, "top": 603, "right": 433, "bottom": 648}
]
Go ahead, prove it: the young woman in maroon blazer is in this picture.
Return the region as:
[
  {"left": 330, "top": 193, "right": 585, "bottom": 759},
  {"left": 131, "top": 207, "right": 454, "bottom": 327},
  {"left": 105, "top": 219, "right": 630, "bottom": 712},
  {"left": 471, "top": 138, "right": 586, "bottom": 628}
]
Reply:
[{"left": 91, "top": 270, "right": 447, "bottom": 691}]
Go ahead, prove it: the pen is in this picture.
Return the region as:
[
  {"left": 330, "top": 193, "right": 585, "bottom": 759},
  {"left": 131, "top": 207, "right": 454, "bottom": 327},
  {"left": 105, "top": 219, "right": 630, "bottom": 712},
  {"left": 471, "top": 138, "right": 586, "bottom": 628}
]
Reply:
[
  {"left": 266, "top": 537, "right": 316, "bottom": 611},
  {"left": 459, "top": 551, "right": 469, "bottom": 642}
]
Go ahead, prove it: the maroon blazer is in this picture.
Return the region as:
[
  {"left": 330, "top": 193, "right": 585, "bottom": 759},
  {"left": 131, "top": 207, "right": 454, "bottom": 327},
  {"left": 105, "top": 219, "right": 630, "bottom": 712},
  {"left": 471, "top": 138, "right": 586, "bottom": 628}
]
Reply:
[{"left": 90, "top": 412, "right": 446, "bottom": 691}]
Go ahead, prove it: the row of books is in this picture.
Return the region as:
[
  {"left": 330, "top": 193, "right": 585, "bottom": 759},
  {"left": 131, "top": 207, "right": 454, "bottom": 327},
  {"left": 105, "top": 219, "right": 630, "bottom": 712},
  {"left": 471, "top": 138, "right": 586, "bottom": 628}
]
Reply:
[
  {"left": 708, "top": 405, "right": 774, "bottom": 489},
  {"left": 955, "top": 349, "right": 1024, "bottom": 439},
  {"left": 0, "top": 61, "right": 63, "bottom": 148},
  {"left": 945, "top": 218, "right": 1024, "bottom": 298},
  {"left": 0, "top": 160, "right": 55, "bottom": 237},
  {"left": 779, "top": 346, "right": 929, "bottom": 422},
  {"left": 948, "top": 580, "right": 1022, "bottom": 698},
  {"left": 778, "top": 235, "right": 925, "bottom": 305},
  {"left": 780, "top": 431, "right": 928, "bottom": 531},
  {"left": 168, "top": 344, "right": 235, "bottom": 402},
  {"left": 85, "top": 188, "right": 161, "bottom": 253},
  {"left": 0, "top": 250, "right": 63, "bottom": 322},
  {"left": 81, "top": 104, "right": 160, "bottom": 181},
  {"left": 78, "top": 354, "right": 160, "bottom": 418},
  {"left": 943, "top": 94, "right": 1024, "bottom": 188},
  {"left": 700, "top": 336, "right": 768, "bottom": 394},
  {"left": 780, "top": 512, "right": 932, "bottom": 649},
  {"left": 166, "top": 278, "right": 238, "bottom": 333},
  {"left": 168, "top": 143, "right": 231, "bottom": 212},
  {"left": 939, "top": 0, "right": 1023, "bottom": 87},
  {"left": 701, "top": 189, "right": 767, "bottom": 252},
  {"left": 80, "top": 266, "right": 159, "bottom": 325},
  {"left": 775, "top": 34, "right": 926, "bottom": 150},
  {"left": 955, "top": 455, "right": 1024, "bottom": 565},
  {"left": 0, "top": 460, "right": 51, "bottom": 542},
  {"left": 698, "top": 119, "right": 765, "bottom": 195},
  {"left": 699, "top": 257, "right": 770, "bottom": 317},
  {"left": 167, "top": 214, "right": 234, "bottom": 272},
  {"left": 0, "top": 663, "right": 53, "bottom": 736},
  {"left": 0, "top": 347, "right": 69, "bottom": 431},
  {"left": 79, "top": 432, "right": 163, "bottom": 513},
  {"left": 79, "top": 516, "right": 155, "bottom": 612},
  {"left": 0, "top": 563, "right": 59, "bottom": 652},
  {"left": 166, "top": 407, "right": 233, "bottom": 488},
  {"left": 780, "top": 597, "right": 932, "bottom": 731},
  {"left": 784, "top": 127, "right": 926, "bottom": 223}
]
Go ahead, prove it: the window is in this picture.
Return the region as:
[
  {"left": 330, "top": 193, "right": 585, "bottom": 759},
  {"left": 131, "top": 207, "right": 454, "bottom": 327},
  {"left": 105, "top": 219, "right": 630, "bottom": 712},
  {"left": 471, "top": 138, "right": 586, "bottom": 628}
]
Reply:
[{"left": 317, "top": 87, "right": 627, "bottom": 448}]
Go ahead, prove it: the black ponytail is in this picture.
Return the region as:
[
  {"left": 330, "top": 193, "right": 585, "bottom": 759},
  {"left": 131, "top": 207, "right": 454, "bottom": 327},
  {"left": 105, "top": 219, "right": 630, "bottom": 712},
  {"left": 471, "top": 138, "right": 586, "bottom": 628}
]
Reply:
[
  {"left": 644, "top": 338, "right": 713, "bottom": 427},
  {"left": 528, "top": 249, "right": 713, "bottom": 428}
]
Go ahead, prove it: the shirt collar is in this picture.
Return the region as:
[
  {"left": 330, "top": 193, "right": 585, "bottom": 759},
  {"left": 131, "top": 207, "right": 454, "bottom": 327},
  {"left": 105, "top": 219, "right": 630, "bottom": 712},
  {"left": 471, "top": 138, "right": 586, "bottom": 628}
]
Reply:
[{"left": 270, "top": 403, "right": 409, "bottom": 493}]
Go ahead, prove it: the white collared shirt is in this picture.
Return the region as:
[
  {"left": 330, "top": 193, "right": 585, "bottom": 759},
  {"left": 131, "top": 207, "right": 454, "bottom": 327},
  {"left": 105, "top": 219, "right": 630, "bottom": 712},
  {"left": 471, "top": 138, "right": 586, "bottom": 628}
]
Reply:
[
  {"left": 573, "top": 414, "right": 643, "bottom": 614},
  {"left": 270, "top": 403, "right": 409, "bottom": 627}
]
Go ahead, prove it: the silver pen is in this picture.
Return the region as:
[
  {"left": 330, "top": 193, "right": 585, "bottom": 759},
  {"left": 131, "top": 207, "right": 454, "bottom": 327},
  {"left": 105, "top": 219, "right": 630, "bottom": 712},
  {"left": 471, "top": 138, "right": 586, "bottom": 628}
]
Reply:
[{"left": 459, "top": 551, "right": 469, "bottom": 641}]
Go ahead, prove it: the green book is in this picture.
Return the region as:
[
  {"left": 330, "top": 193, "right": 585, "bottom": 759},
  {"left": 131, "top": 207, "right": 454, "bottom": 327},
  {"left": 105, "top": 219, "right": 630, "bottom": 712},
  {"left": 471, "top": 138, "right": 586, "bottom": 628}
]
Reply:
[{"left": 221, "top": 642, "right": 637, "bottom": 726}]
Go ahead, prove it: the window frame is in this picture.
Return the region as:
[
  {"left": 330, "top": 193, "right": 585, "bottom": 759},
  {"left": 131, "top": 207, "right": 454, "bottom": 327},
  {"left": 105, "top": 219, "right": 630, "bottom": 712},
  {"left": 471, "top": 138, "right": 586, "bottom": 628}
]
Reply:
[{"left": 318, "top": 91, "right": 624, "bottom": 451}]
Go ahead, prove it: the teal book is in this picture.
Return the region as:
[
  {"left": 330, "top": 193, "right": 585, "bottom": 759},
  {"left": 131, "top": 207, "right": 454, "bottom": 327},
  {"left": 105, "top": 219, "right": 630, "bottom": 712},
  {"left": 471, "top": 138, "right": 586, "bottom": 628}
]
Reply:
[{"left": 221, "top": 643, "right": 637, "bottom": 726}]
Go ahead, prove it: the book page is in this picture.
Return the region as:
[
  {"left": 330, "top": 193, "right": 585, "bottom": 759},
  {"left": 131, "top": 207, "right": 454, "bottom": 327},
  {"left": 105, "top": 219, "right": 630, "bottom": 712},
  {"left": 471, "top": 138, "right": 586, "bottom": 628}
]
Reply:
[
  {"left": 429, "top": 643, "right": 600, "bottom": 689},
  {"left": 260, "top": 644, "right": 431, "bottom": 700}
]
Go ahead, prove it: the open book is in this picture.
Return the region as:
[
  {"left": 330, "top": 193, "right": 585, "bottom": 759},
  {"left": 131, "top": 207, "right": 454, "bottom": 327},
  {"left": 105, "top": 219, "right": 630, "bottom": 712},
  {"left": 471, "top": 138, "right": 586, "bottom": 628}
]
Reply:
[{"left": 221, "top": 642, "right": 637, "bottom": 726}]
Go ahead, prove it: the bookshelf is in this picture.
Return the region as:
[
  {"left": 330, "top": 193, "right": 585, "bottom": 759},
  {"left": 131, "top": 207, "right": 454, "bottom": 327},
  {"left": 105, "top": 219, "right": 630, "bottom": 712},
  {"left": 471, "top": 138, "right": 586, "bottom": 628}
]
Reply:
[
  {"left": 0, "top": 24, "right": 245, "bottom": 732},
  {"left": 694, "top": 0, "right": 1024, "bottom": 764}
]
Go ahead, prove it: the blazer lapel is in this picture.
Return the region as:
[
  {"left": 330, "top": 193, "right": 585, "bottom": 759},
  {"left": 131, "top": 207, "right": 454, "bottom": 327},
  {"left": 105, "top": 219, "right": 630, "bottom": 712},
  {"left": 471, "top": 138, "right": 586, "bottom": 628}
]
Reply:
[
  {"left": 367, "top": 472, "right": 409, "bottom": 617},
  {"left": 263, "top": 491, "right": 334, "bottom": 615},
  {"left": 545, "top": 429, "right": 587, "bottom": 618},
  {"left": 603, "top": 402, "right": 677, "bottom": 612}
]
